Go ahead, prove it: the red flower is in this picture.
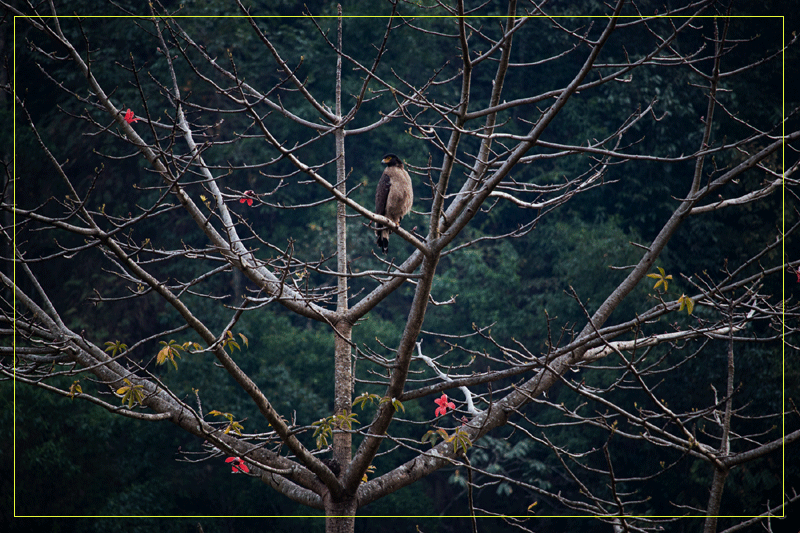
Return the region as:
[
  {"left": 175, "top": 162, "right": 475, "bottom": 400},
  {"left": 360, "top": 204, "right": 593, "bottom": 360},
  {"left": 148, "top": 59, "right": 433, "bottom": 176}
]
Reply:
[
  {"left": 434, "top": 393, "right": 455, "bottom": 417},
  {"left": 123, "top": 109, "right": 140, "bottom": 124},
  {"left": 239, "top": 190, "right": 255, "bottom": 207},
  {"left": 225, "top": 456, "right": 250, "bottom": 474}
]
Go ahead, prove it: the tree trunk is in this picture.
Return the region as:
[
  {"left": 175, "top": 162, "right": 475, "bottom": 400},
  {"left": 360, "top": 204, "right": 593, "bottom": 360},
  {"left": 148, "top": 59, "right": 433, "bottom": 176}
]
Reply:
[
  {"left": 704, "top": 467, "right": 729, "bottom": 533},
  {"left": 331, "top": 5, "right": 354, "bottom": 527},
  {"left": 333, "top": 319, "right": 353, "bottom": 468},
  {"left": 703, "top": 324, "right": 736, "bottom": 533},
  {"left": 325, "top": 492, "right": 357, "bottom": 533}
]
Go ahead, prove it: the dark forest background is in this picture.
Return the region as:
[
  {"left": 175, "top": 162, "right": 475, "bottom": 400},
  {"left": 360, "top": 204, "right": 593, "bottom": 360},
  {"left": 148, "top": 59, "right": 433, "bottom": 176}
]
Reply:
[{"left": 2, "top": 1, "right": 799, "bottom": 532}]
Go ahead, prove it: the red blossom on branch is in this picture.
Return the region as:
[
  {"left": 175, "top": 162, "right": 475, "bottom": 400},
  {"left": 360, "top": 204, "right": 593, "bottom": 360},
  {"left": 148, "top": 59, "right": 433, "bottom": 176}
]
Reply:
[
  {"left": 123, "top": 109, "right": 140, "bottom": 124},
  {"left": 239, "top": 190, "right": 255, "bottom": 207},
  {"left": 786, "top": 264, "right": 800, "bottom": 283},
  {"left": 434, "top": 393, "right": 455, "bottom": 417},
  {"left": 225, "top": 456, "right": 250, "bottom": 474}
]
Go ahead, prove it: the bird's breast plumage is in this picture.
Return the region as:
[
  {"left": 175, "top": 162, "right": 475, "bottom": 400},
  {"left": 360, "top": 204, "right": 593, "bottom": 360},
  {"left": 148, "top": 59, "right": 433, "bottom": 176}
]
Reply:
[{"left": 382, "top": 167, "right": 413, "bottom": 223}]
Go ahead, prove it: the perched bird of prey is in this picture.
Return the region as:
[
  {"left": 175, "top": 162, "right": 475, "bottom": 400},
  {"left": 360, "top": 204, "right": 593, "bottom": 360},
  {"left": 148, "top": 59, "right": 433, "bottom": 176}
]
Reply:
[{"left": 374, "top": 154, "right": 413, "bottom": 254}]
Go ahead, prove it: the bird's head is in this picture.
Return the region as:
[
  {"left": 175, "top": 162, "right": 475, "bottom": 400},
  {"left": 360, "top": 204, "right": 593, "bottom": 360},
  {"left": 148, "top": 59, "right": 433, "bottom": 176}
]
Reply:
[{"left": 382, "top": 154, "right": 403, "bottom": 167}]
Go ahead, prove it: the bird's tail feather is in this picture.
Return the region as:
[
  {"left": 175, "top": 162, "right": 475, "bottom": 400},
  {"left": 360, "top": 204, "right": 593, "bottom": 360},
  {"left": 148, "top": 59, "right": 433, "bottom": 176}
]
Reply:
[{"left": 376, "top": 228, "right": 389, "bottom": 254}]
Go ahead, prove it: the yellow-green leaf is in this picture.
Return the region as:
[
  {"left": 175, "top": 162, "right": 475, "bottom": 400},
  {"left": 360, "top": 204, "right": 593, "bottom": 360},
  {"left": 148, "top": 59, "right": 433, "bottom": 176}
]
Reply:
[
  {"left": 68, "top": 380, "right": 82, "bottom": 399},
  {"left": 104, "top": 340, "right": 128, "bottom": 357},
  {"left": 421, "top": 428, "right": 449, "bottom": 446},
  {"left": 379, "top": 396, "right": 405, "bottom": 413},
  {"left": 391, "top": 398, "right": 405, "bottom": 413},
  {"left": 353, "top": 392, "right": 380, "bottom": 410},
  {"left": 647, "top": 267, "right": 673, "bottom": 292},
  {"left": 678, "top": 294, "right": 694, "bottom": 315},
  {"left": 312, "top": 417, "right": 333, "bottom": 449},
  {"left": 224, "top": 421, "right": 244, "bottom": 436},
  {"left": 334, "top": 410, "right": 359, "bottom": 430},
  {"left": 116, "top": 378, "right": 145, "bottom": 408},
  {"left": 361, "top": 464, "right": 376, "bottom": 483},
  {"left": 446, "top": 427, "right": 472, "bottom": 455},
  {"left": 221, "top": 331, "right": 241, "bottom": 353},
  {"left": 157, "top": 340, "right": 184, "bottom": 369}
]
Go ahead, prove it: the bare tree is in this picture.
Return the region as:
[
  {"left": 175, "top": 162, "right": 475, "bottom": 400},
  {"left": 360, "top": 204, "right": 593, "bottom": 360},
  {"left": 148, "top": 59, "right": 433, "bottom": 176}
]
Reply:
[{"left": 3, "top": 1, "right": 799, "bottom": 532}]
